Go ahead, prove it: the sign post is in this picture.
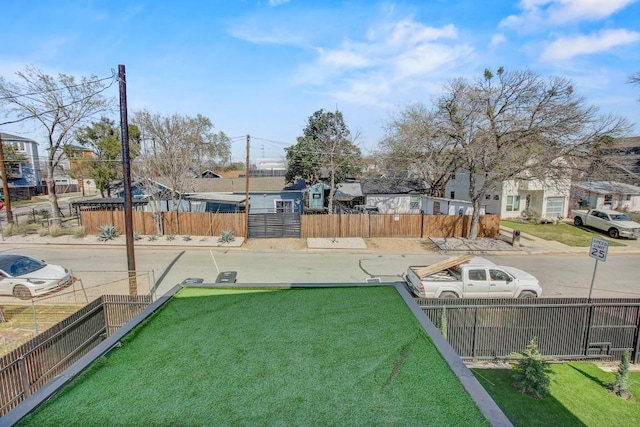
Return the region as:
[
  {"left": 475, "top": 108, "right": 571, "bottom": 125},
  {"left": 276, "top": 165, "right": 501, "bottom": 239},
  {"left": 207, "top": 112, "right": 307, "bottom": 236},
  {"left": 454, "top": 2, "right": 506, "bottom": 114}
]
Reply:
[{"left": 588, "top": 237, "right": 609, "bottom": 301}]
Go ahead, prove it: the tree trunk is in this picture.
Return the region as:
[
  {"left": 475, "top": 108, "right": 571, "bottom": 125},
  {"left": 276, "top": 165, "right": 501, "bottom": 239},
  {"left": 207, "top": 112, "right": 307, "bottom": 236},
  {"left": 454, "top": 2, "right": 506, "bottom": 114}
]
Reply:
[
  {"left": 468, "top": 197, "right": 482, "bottom": 239},
  {"left": 46, "top": 163, "right": 63, "bottom": 220}
]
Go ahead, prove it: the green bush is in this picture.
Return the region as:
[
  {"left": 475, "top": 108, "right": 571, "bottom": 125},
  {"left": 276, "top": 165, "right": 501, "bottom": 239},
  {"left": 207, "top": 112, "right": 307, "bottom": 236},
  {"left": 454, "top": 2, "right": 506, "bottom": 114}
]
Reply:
[
  {"left": 218, "top": 229, "right": 235, "bottom": 243},
  {"left": 511, "top": 337, "right": 551, "bottom": 399},
  {"left": 610, "top": 349, "right": 632, "bottom": 398}
]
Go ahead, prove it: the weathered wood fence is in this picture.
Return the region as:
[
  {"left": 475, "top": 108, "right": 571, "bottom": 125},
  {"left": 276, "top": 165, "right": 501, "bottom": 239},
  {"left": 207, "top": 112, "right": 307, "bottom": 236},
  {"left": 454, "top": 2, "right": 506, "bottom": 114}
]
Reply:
[
  {"left": 0, "top": 295, "right": 152, "bottom": 416},
  {"left": 79, "top": 211, "right": 500, "bottom": 239}
]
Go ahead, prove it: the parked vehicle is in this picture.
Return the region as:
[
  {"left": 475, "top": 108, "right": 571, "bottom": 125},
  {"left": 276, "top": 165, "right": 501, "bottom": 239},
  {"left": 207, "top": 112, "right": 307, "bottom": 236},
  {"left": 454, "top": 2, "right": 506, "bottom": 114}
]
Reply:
[
  {"left": 571, "top": 208, "right": 640, "bottom": 239},
  {"left": 405, "top": 256, "right": 542, "bottom": 299},
  {"left": 0, "top": 254, "right": 73, "bottom": 299}
]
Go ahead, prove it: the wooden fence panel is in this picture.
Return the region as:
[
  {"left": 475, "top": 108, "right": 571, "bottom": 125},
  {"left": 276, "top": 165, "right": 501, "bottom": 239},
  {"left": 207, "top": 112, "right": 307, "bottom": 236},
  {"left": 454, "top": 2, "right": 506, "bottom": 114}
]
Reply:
[
  {"left": 423, "top": 215, "right": 468, "bottom": 237},
  {"left": 368, "top": 214, "right": 423, "bottom": 237},
  {"left": 478, "top": 215, "right": 500, "bottom": 238},
  {"left": 300, "top": 215, "right": 339, "bottom": 238}
]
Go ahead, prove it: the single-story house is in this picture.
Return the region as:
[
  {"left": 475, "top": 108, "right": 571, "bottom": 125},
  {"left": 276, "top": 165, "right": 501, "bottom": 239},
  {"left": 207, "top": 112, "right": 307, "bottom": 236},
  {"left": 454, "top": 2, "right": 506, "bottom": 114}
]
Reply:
[
  {"left": 571, "top": 181, "right": 640, "bottom": 212},
  {"left": 360, "top": 177, "right": 428, "bottom": 214}
]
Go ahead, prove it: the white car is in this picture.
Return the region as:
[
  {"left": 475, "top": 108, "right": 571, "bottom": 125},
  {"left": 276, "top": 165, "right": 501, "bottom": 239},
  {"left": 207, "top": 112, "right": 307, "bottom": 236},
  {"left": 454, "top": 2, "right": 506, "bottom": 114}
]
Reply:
[{"left": 0, "top": 254, "right": 73, "bottom": 299}]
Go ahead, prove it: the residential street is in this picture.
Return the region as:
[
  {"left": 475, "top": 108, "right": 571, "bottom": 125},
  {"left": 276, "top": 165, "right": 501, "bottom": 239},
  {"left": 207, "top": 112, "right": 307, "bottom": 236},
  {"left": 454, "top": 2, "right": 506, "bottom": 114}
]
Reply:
[{"left": 1, "top": 243, "right": 638, "bottom": 300}]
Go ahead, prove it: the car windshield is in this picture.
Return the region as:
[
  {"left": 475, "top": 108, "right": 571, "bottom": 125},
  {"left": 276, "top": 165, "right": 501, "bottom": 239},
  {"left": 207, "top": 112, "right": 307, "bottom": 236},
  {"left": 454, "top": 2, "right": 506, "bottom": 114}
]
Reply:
[
  {"left": 610, "top": 214, "right": 631, "bottom": 221},
  {"left": 0, "top": 256, "right": 46, "bottom": 276}
]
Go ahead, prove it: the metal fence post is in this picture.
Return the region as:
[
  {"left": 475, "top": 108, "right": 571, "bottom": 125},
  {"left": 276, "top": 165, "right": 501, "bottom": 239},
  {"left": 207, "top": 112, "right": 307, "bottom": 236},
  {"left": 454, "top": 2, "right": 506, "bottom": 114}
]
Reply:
[
  {"left": 583, "top": 303, "right": 596, "bottom": 357},
  {"left": 472, "top": 307, "right": 479, "bottom": 359}
]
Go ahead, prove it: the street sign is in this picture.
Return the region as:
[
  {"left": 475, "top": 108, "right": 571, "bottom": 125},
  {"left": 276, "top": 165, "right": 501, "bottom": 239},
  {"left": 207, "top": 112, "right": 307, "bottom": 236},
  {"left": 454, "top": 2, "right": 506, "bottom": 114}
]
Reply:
[{"left": 589, "top": 237, "right": 609, "bottom": 262}]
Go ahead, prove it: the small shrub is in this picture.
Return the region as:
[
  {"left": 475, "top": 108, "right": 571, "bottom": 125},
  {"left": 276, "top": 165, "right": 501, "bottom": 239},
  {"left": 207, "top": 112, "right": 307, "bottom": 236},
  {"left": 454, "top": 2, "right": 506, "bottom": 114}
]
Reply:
[
  {"left": 182, "top": 235, "right": 192, "bottom": 241},
  {"left": 218, "top": 229, "right": 235, "bottom": 243},
  {"left": 73, "top": 227, "right": 87, "bottom": 239},
  {"left": 199, "top": 237, "right": 208, "bottom": 242},
  {"left": 2, "top": 223, "right": 16, "bottom": 237},
  {"left": 148, "top": 235, "right": 158, "bottom": 242},
  {"left": 49, "top": 224, "right": 63, "bottom": 237},
  {"left": 97, "top": 224, "right": 119, "bottom": 242},
  {"left": 166, "top": 235, "right": 175, "bottom": 241},
  {"left": 511, "top": 337, "right": 551, "bottom": 399},
  {"left": 133, "top": 232, "right": 142, "bottom": 241},
  {"left": 609, "top": 350, "right": 632, "bottom": 399},
  {"left": 38, "top": 227, "right": 49, "bottom": 237}
]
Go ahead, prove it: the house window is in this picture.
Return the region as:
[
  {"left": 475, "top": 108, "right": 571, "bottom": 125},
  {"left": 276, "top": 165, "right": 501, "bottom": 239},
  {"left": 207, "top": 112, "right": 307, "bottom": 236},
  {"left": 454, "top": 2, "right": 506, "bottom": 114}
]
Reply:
[
  {"left": 11, "top": 142, "right": 25, "bottom": 151},
  {"left": 506, "top": 195, "right": 521, "bottom": 211},
  {"left": 604, "top": 194, "right": 613, "bottom": 203},
  {"left": 275, "top": 199, "right": 294, "bottom": 213},
  {"left": 451, "top": 174, "right": 455, "bottom": 180},
  {"left": 626, "top": 195, "right": 632, "bottom": 201},
  {"left": 450, "top": 191, "right": 455, "bottom": 199},
  {"left": 5, "top": 162, "right": 22, "bottom": 178},
  {"left": 410, "top": 195, "right": 419, "bottom": 210}
]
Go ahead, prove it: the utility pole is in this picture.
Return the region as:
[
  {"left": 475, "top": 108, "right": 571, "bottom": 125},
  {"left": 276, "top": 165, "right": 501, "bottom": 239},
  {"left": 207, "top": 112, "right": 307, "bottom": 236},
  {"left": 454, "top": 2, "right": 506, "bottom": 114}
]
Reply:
[
  {"left": 244, "top": 135, "right": 250, "bottom": 239},
  {"left": 118, "top": 64, "right": 137, "bottom": 295},
  {"left": 0, "top": 134, "right": 14, "bottom": 223}
]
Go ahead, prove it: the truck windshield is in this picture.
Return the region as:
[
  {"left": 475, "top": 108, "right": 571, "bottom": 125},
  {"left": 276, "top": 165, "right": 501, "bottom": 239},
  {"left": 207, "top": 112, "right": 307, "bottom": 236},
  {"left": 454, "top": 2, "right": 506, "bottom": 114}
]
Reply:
[{"left": 610, "top": 214, "right": 631, "bottom": 221}]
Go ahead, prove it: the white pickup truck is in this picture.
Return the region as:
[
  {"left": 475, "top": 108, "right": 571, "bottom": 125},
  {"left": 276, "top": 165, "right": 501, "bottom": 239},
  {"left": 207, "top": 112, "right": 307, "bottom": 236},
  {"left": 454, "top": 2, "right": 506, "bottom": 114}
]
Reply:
[
  {"left": 571, "top": 208, "right": 640, "bottom": 239},
  {"left": 405, "top": 256, "right": 542, "bottom": 299}
]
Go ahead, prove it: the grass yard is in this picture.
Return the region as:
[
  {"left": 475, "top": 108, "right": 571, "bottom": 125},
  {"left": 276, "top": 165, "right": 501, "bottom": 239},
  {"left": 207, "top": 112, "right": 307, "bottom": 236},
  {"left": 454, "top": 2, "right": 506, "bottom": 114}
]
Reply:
[
  {"left": 20, "top": 286, "right": 489, "bottom": 426},
  {"left": 501, "top": 220, "right": 625, "bottom": 247},
  {"left": 473, "top": 362, "right": 640, "bottom": 426}
]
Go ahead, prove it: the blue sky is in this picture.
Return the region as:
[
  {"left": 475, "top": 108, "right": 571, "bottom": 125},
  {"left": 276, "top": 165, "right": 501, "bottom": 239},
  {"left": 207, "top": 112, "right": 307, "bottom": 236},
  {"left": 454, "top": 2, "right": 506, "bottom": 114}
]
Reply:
[{"left": 1, "top": 0, "right": 639, "bottom": 163}]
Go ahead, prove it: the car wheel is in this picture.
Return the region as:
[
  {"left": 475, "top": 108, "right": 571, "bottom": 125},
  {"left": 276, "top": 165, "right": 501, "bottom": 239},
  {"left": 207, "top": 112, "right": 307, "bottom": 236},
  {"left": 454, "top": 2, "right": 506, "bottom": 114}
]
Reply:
[
  {"left": 573, "top": 217, "right": 583, "bottom": 227},
  {"left": 438, "top": 292, "right": 458, "bottom": 299},
  {"left": 518, "top": 291, "right": 537, "bottom": 299},
  {"left": 608, "top": 228, "right": 619, "bottom": 239},
  {"left": 12, "top": 284, "right": 32, "bottom": 300}
]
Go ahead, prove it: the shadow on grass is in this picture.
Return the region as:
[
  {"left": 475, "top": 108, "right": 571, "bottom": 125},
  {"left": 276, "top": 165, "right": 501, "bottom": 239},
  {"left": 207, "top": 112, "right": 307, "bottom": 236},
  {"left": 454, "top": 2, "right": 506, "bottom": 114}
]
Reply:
[
  {"left": 568, "top": 364, "right": 609, "bottom": 388},
  {"left": 473, "top": 369, "right": 586, "bottom": 427}
]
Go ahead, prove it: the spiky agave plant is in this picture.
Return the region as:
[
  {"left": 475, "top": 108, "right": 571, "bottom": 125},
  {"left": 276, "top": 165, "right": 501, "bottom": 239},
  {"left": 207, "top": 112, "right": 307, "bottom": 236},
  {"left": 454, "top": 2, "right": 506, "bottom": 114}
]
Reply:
[{"left": 97, "top": 224, "right": 119, "bottom": 242}]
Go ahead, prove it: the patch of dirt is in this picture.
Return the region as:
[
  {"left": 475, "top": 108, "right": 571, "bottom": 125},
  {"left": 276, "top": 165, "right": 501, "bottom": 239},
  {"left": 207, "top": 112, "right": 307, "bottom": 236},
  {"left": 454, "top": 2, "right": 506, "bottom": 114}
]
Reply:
[
  {"left": 243, "top": 238, "right": 307, "bottom": 251},
  {"left": 365, "top": 238, "right": 439, "bottom": 253}
]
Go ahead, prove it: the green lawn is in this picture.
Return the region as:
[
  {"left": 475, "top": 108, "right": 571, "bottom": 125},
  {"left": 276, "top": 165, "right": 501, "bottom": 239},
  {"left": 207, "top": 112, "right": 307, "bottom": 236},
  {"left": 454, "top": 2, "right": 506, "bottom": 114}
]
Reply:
[
  {"left": 501, "top": 220, "right": 626, "bottom": 247},
  {"left": 20, "top": 287, "right": 489, "bottom": 426},
  {"left": 473, "top": 363, "right": 640, "bottom": 426}
]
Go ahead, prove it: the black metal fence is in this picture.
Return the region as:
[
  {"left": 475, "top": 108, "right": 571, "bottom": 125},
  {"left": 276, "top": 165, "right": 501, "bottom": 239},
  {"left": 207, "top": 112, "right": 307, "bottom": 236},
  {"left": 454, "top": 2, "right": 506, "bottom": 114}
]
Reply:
[
  {"left": 418, "top": 297, "right": 640, "bottom": 363},
  {"left": 0, "top": 295, "right": 152, "bottom": 417}
]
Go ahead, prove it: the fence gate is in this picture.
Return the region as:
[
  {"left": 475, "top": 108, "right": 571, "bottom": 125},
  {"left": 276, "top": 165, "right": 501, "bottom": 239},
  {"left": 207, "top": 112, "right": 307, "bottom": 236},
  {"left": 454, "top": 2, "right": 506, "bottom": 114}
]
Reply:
[{"left": 248, "top": 213, "right": 301, "bottom": 238}]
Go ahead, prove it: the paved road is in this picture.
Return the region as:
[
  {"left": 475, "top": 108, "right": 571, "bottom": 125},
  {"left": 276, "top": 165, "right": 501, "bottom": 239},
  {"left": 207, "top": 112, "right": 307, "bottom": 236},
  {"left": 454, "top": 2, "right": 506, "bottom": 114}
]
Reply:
[{"left": 4, "top": 246, "right": 639, "bottom": 300}]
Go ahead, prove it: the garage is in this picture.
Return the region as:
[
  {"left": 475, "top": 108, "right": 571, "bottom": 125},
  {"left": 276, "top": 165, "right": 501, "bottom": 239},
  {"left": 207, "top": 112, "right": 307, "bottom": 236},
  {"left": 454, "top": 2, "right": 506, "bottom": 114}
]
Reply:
[{"left": 545, "top": 196, "right": 565, "bottom": 218}]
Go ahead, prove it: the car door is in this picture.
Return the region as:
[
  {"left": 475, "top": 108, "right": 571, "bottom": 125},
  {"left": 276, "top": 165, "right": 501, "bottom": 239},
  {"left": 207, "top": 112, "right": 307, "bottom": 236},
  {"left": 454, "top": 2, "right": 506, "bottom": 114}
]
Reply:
[
  {"left": 464, "top": 268, "right": 490, "bottom": 297},
  {"left": 489, "top": 269, "right": 515, "bottom": 298}
]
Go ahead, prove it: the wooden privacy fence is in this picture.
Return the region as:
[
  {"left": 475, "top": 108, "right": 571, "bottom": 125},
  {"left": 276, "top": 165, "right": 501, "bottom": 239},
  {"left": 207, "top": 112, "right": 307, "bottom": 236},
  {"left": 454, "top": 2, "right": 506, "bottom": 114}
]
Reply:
[
  {"left": 300, "top": 214, "right": 500, "bottom": 238},
  {"left": 79, "top": 211, "right": 246, "bottom": 237},
  {"left": 80, "top": 211, "right": 500, "bottom": 239},
  {"left": 418, "top": 297, "right": 640, "bottom": 363},
  {"left": 0, "top": 295, "right": 152, "bottom": 417}
]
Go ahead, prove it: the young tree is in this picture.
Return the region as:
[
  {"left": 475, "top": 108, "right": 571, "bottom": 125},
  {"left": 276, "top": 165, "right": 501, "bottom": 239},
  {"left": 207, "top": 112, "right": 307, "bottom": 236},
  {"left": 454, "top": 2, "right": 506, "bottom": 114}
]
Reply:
[
  {"left": 379, "top": 103, "right": 458, "bottom": 196},
  {"left": 285, "top": 109, "right": 362, "bottom": 213},
  {"left": 511, "top": 337, "right": 551, "bottom": 399},
  {"left": 432, "top": 68, "right": 629, "bottom": 238},
  {"left": 73, "top": 117, "right": 140, "bottom": 197},
  {"left": 0, "top": 66, "right": 113, "bottom": 220}
]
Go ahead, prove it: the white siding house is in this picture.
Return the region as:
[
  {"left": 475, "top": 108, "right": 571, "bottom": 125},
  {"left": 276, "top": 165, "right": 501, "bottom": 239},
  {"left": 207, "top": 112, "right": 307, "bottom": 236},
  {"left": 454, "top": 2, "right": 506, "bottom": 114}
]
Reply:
[
  {"left": 572, "top": 181, "right": 640, "bottom": 212},
  {"left": 444, "top": 172, "right": 571, "bottom": 219}
]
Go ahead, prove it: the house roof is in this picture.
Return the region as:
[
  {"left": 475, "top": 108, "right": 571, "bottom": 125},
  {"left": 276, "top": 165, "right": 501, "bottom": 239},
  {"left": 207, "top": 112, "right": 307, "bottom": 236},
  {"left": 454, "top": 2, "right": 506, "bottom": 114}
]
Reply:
[
  {"left": 0, "top": 133, "right": 37, "bottom": 144},
  {"left": 154, "top": 177, "right": 288, "bottom": 193},
  {"left": 360, "top": 177, "right": 428, "bottom": 195},
  {"left": 335, "top": 182, "right": 363, "bottom": 197},
  {"left": 573, "top": 181, "right": 640, "bottom": 195},
  {"left": 614, "top": 136, "right": 640, "bottom": 149},
  {"left": 184, "top": 193, "right": 247, "bottom": 203}
]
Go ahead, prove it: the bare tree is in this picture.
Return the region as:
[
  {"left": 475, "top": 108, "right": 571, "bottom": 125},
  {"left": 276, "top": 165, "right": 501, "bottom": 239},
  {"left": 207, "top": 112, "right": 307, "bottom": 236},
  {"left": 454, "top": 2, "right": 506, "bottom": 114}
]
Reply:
[
  {"left": 379, "top": 103, "right": 458, "bottom": 196},
  {"left": 433, "top": 68, "right": 630, "bottom": 238},
  {"left": 0, "top": 66, "right": 113, "bottom": 219},
  {"left": 132, "top": 111, "right": 230, "bottom": 230}
]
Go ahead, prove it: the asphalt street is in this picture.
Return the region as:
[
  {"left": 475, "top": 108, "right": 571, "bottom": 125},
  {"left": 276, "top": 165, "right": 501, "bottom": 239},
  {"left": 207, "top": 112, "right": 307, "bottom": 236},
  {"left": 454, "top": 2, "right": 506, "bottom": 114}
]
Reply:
[{"left": 3, "top": 245, "right": 639, "bottom": 300}]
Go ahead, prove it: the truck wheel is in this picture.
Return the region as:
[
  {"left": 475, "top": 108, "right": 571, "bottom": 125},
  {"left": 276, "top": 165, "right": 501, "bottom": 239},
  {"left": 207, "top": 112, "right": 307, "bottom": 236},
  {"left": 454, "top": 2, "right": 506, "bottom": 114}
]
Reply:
[
  {"left": 518, "top": 291, "right": 537, "bottom": 299},
  {"left": 573, "top": 217, "right": 583, "bottom": 226},
  {"left": 608, "top": 228, "right": 619, "bottom": 239},
  {"left": 13, "top": 285, "right": 32, "bottom": 300},
  {"left": 438, "top": 292, "right": 458, "bottom": 299}
]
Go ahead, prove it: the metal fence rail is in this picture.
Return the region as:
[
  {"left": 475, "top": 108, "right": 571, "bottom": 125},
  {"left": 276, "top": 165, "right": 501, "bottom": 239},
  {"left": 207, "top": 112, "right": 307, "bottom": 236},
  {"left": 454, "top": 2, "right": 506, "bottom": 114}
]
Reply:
[
  {"left": 418, "top": 298, "right": 640, "bottom": 363},
  {"left": 0, "top": 295, "right": 152, "bottom": 417}
]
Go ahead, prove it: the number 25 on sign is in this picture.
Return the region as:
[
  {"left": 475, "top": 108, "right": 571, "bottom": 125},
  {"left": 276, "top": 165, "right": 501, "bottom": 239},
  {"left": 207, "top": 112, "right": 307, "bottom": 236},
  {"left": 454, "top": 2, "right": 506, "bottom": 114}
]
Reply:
[{"left": 589, "top": 237, "right": 608, "bottom": 262}]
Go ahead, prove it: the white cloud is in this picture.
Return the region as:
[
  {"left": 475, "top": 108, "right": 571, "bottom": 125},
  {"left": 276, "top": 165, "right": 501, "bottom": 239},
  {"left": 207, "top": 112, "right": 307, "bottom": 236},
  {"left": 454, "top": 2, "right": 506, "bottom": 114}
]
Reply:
[
  {"left": 540, "top": 28, "right": 640, "bottom": 61},
  {"left": 293, "top": 17, "right": 471, "bottom": 106},
  {"left": 490, "top": 33, "right": 507, "bottom": 47},
  {"left": 501, "top": 0, "right": 637, "bottom": 29},
  {"left": 269, "top": 0, "right": 290, "bottom": 6}
]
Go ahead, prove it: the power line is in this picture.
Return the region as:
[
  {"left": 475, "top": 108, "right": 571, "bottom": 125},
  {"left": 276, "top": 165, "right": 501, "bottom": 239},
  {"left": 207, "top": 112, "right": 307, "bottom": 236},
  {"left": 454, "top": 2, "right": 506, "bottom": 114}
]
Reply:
[{"left": 0, "top": 71, "right": 117, "bottom": 101}]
